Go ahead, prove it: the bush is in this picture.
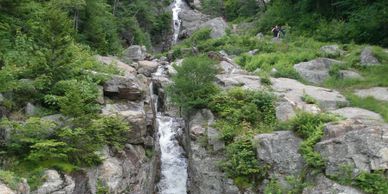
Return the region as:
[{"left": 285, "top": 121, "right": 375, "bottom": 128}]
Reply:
[
  {"left": 286, "top": 112, "right": 337, "bottom": 168},
  {"left": 167, "top": 56, "right": 218, "bottom": 112}
]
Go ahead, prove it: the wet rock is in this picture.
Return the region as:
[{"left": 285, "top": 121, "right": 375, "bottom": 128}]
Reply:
[
  {"left": 354, "top": 87, "right": 388, "bottom": 102},
  {"left": 0, "top": 182, "right": 15, "bottom": 194},
  {"left": 122, "top": 45, "right": 147, "bottom": 61},
  {"left": 320, "top": 45, "right": 345, "bottom": 57},
  {"left": 302, "top": 174, "right": 363, "bottom": 194},
  {"left": 33, "top": 170, "right": 74, "bottom": 194},
  {"left": 96, "top": 55, "right": 136, "bottom": 76},
  {"left": 360, "top": 47, "right": 380, "bottom": 66},
  {"left": 316, "top": 119, "right": 388, "bottom": 176},
  {"left": 330, "top": 107, "right": 383, "bottom": 122},
  {"left": 103, "top": 75, "right": 144, "bottom": 101},
  {"left": 102, "top": 102, "right": 147, "bottom": 144},
  {"left": 294, "top": 58, "right": 343, "bottom": 84},
  {"left": 271, "top": 78, "right": 347, "bottom": 112},
  {"left": 216, "top": 74, "right": 262, "bottom": 90},
  {"left": 137, "top": 60, "right": 159, "bottom": 77}
]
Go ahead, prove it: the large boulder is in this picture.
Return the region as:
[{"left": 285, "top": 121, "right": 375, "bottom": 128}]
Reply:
[
  {"left": 25, "top": 102, "right": 39, "bottom": 116},
  {"left": 32, "top": 170, "right": 74, "bottom": 194},
  {"left": 330, "top": 107, "right": 383, "bottom": 122},
  {"left": 103, "top": 75, "right": 144, "bottom": 101},
  {"left": 338, "top": 70, "right": 363, "bottom": 80},
  {"left": 320, "top": 45, "right": 345, "bottom": 57},
  {"left": 302, "top": 175, "right": 363, "bottom": 194},
  {"left": 354, "top": 87, "right": 388, "bottom": 102},
  {"left": 198, "top": 17, "right": 228, "bottom": 38},
  {"left": 360, "top": 47, "right": 380, "bottom": 66},
  {"left": 0, "top": 182, "right": 15, "bottom": 194},
  {"left": 255, "top": 131, "right": 305, "bottom": 190},
  {"left": 271, "top": 78, "right": 348, "bottom": 115},
  {"left": 316, "top": 119, "right": 388, "bottom": 176},
  {"left": 102, "top": 102, "right": 148, "bottom": 144},
  {"left": 89, "top": 145, "right": 153, "bottom": 194},
  {"left": 122, "top": 45, "right": 147, "bottom": 61},
  {"left": 137, "top": 60, "right": 159, "bottom": 77},
  {"left": 294, "top": 58, "right": 342, "bottom": 84},
  {"left": 216, "top": 74, "right": 262, "bottom": 90},
  {"left": 96, "top": 55, "right": 136, "bottom": 76},
  {"left": 188, "top": 110, "right": 238, "bottom": 194}
]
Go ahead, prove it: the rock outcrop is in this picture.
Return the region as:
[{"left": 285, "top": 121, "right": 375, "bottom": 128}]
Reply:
[
  {"left": 33, "top": 170, "right": 75, "bottom": 194},
  {"left": 103, "top": 75, "right": 145, "bottom": 101},
  {"left": 255, "top": 131, "right": 305, "bottom": 189},
  {"left": 187, "top": 109, "right": 239, "bottom": 194},
  {"left": 354, "top": 87, "right": 388, "bottom": 102},
  {"left": 330, "top": 107, "right": 383, "bottom": 122},
  {"left": 294, "top": 58, "right": 342, "bottom": 84},
  {"left": 96, "top": 55, "right": 136, "bottom": 76},
  {"left": 302, "top": 175, "right": 363, "bottom": 194},
  {"left": 360, "top": 47, "right": 380, "bottom": 66},
  {"left": 271, "top": 78, "right": 348, "bottom": 120},
  {"left": 122, "top": 45, "right": 147, "bottom": 61},
  {"left": 0, "top": 182, "right": 15, "bottom": 194},
  {"left": 316, "top": 119, "right": 388, "bottom": 176}
]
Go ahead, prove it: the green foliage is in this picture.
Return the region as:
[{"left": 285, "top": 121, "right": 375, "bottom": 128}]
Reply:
[
  {"left": 264, "top": 179, "right": 282, "bottom": 194},
  {"left": 301, "top": 93, "right": 317, "bottom": 104},
  {"left": 286, "top": 112, "right": 337, "bottom": 168},
  {"left": 167, "top": 56, "right": 218, "bottom": 112},
  {"left": 224, "top": 0, "right": 259, "bottom": 21},
  {"left": 0, "top": 170, "right": 20, "bottom": 190},
  {"left": 201, "top": 0, "right": 224, "bottom": 17},
  {"left": 221, "top": 136, "right": 264, "bottom": 189}
]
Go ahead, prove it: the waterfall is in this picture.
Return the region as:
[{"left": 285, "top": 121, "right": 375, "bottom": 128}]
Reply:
[
  {"left": 172, "top": 0, "right": 184, "bottom": 43},
  {"left": 151, "top": 64, "right": 187, "bottom": 194}
]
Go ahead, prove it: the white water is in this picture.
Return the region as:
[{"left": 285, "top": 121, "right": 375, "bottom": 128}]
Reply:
[
  {"left": 172, "top": 0, "right": 183, "bottom": 43},
  {"left": 156, "top": 116, "right": 187, "bottom": 194}
]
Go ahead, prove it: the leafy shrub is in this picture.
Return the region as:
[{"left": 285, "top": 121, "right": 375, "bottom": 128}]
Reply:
[
  {"left": 301, "top": 93, "right": 317, "bottom": 104},
  {"left": 286, "top": 112, "right": 337, "bottom": 168},
  {"left": 264, "top": 179, "right": 282, "bottom": 194},
  {"left": 167, "top": 56, "right": 218, "bottom": 112}
]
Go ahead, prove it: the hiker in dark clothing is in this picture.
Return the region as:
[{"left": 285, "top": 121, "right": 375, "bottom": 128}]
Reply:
[{"left": 271, "top": 25, "right": 280, "bottom": 38}]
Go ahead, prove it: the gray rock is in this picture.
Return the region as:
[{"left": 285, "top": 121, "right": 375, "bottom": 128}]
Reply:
[
  {"left": 360, "top": 47, "right": 380, "bottom": 66},
  {"left": 0, "top": 93, "right": 4, "bottom": 104},
  {"left": 96, "top": 55, "right": 136, "bottom": 76},
  {"left": 294, "top": 58, "right": 343, "bottom": 84},
  {"left": 218, "top": 61, "right": 246, "bottom": 75},
  {"left": 255, "top": 131, "right": 305, "bottom": 176},
  {"left": 275, "top": 97, "right": 297, "bottom": 121},
  {"left": 122, "top": 45, "right": 147, "bottom": 61},
  {"left": 256, "top": 33, "right": 264, "bottom": 40},
  {"left": 316, "top": 119, "right": 388, "bottom": 176},
  {"left": 103, "top": 75, "right": 144, "bottom": 101},
  {"left": 198, "top": 17, "right": 228, "bottom": 38},
  {"left": 339, "top": 70, "right": 362, "bottom": 79},
  {"left": 271, "top": 78, "right": 347, "bottom": 112},
  {"left": 248, "top": 49, "right": 259, "bottom": 55},
  {"left": 94, "top": 145, "right": 152, "bottom": 194},
  {"left": 216, "top": 74, "right": 262, "bottom": 90},
  {"left": 17, "top": 178, "right": 30, "bottom": 194},
  {"left": 320, "top": 45, "right": 345, "bottom": 57},
  {"left": 25, "top": 102, "right": 39, "bottom": 116},
  {"left": 102, "top": 102, "right": 147, "bottom": 144},
  {"left": 330, "top": 107, "right": 383, "bottom": 122},
  {"left": 137, "top": 60, "right": 159, "bottom": 77},
  {"left": 96, "top": 85, "right": 105, "bottom": 104},
  {"left": 302, "top": 175, "right": 363, "bottom": 194},
  {"left": 179, "top": 8, "right": 209, "bottom": 38},
  {"left": 0, "top": 182, "right": 15, "bottom": 194},
  {"left": 33, "top": 170, "right": 74, "bottom": 194},
  {"left": 41, "top": 114, "right": 67, "bottom": 128},
  {"left": 354, "top": 87, "right": 388, "bottom": 102}
]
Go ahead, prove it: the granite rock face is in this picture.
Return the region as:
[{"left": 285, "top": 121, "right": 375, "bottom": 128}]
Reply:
[
  {"left": 302, "top": 175, "right": 363, "bottom": 194},
  {"left": 360, "top": 47, "right": 380, "bottom": 66},
  {"left": 316, "top": 119, "right": 388, "bottom": 176},
  {"left": 32, "top": 170, "right": 75, "bottom": 194},
  {"left": 330, "top": 107, "right": 383, "bottom": 122},
  {"left": 103, "top": 75, "right": 145, "bottom": 101},
  {"left": 320, "top": 45, "right": 345, "bottom": 57},
  {"left": 354, "top": 87, "right": 388, "bottom": 102},
  {"left": 294, "top": 58, "right": 342, "bottom": 84}
]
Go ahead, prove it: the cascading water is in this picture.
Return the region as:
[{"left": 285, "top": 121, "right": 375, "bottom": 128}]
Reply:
[
  {"left": 172, "top": 0, "right": 184, "bottom": 43},
  {"left": 156, "top": 116, "right": 187, "bottom": 194},
  {"left": 151, "top": 62, "right": 187, "bottom": 193}
]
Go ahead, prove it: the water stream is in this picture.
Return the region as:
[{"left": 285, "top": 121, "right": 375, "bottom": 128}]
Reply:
[{"left": 172, "top": 0, "right": 184, "bottom": 43}]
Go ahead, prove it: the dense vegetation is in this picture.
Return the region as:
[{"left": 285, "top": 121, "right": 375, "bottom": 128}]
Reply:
[{"left": 0, "top": 0, "right": 172, "bottom": 189}]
